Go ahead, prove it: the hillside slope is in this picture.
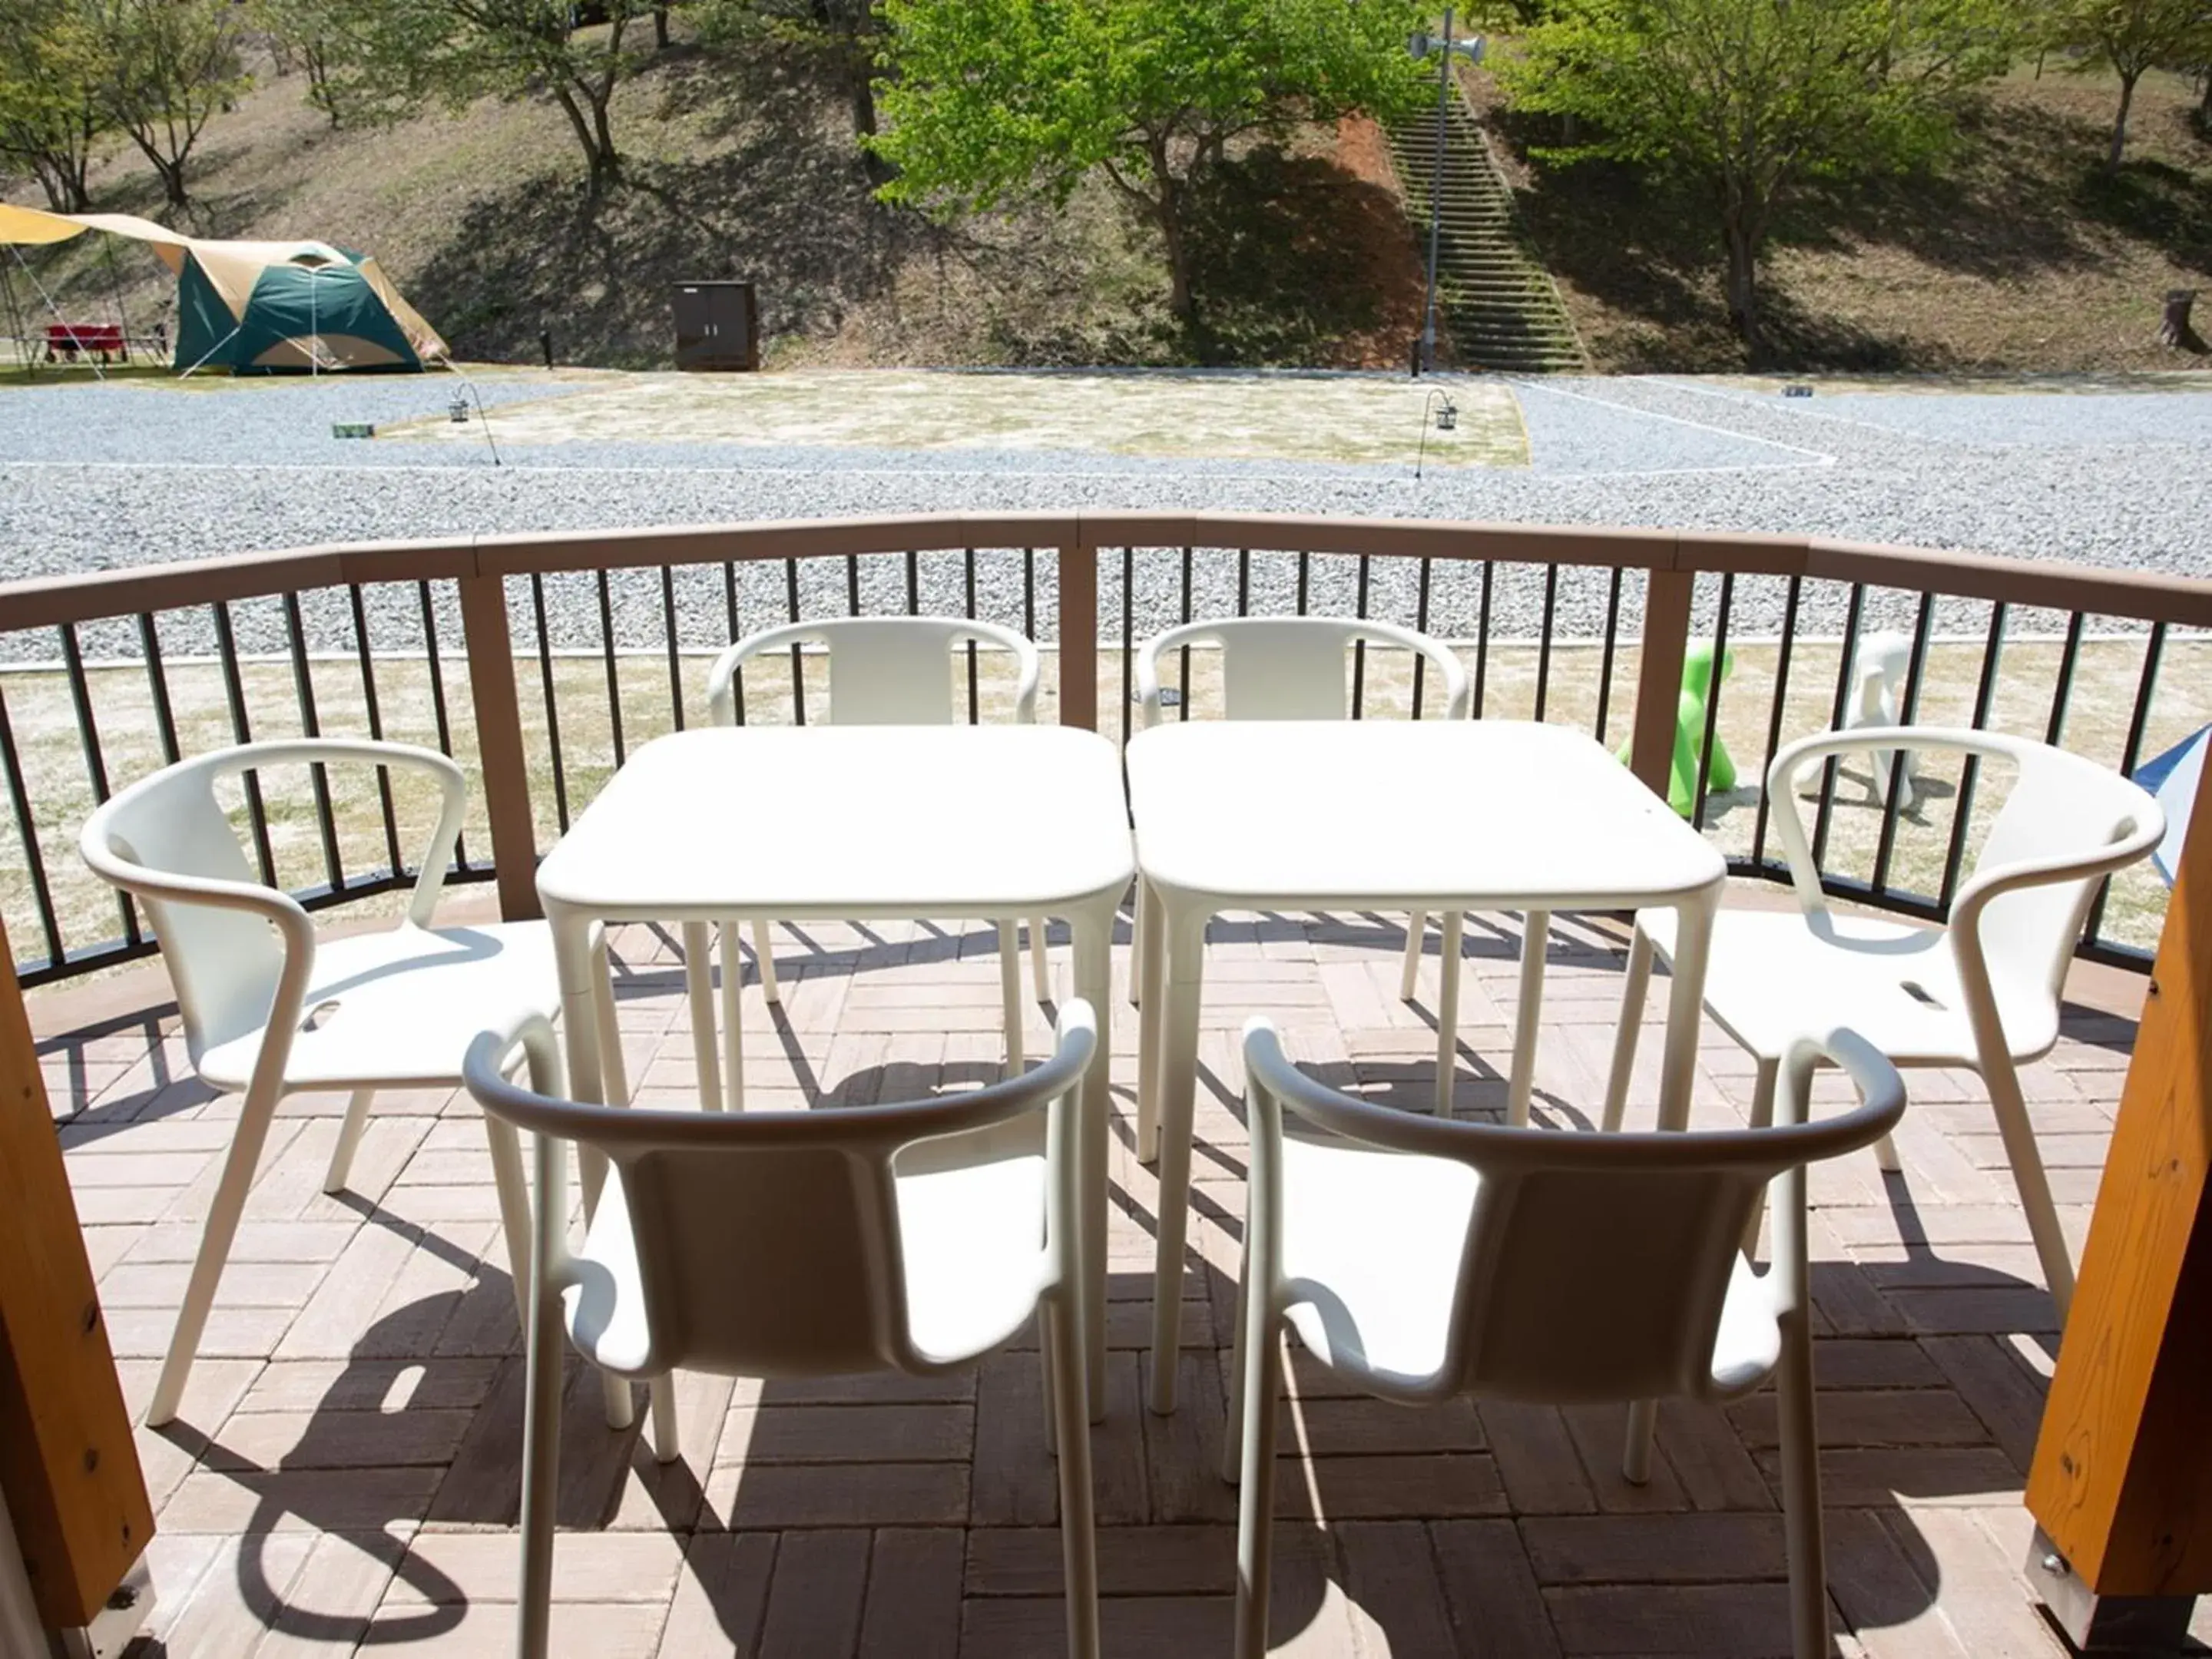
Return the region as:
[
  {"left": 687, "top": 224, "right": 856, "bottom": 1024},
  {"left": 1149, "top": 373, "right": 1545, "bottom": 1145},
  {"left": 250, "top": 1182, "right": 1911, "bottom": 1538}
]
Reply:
[{"left": 7, "top": 36, "right": 1426, "bottom": 371}]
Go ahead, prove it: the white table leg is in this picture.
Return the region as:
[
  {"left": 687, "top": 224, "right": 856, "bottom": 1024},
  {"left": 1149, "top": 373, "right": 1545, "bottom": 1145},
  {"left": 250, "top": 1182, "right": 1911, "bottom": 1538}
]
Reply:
[
  {"left": 1656, "top": 893, "right": 1715, "bottom": 1132},
  {"left": 998, "top": 919, "right": 1027, "bottom": 1077},
  {"left": 1507, "top": 909, "right": 1550, "bottom": 1128},
  {"left": 1148, "top": 902, "right": 1206, "bottom": 1416},
  {"left": 1071, "top": 902, "right": 1114, "bottom": 1421},
  {"left": 717, "top": 921, "right": 745, "bottom": 1113},
  {"left": 1434, "top": 909, "right": 1465, "bottom": 1115},
  {"left": 551, "top": 917, "right": 637, "bottom": 1432},
  {"left": 1136, "top": 879, "right": 1167, "bottom": 1164},
  {"left": 682, "top": 922, "right": 724, "bottom": 1112}
]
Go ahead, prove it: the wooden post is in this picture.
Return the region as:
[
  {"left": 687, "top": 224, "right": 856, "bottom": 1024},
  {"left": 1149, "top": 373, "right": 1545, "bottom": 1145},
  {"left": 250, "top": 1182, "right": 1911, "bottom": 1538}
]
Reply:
[
  {"left": 1628, "top": 564, "right": 1694, "bottom": 803},
  {"left": 1058, "top": 543, "right": 1098, "bottom": 733},
  {"left": 2026, "top": 753, "right": 2212, "bottom": 1651},
  {"left": 457, "top": 568, "right": 543, "bottom": 922},
  {"left": 0, "top": 915, "right": 154, "bottom": 1631}
]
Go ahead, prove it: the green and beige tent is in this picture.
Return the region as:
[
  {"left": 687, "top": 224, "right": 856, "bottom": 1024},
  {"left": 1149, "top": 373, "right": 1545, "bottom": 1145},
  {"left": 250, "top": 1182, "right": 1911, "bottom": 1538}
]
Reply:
[{"left": 0, "top": 202, "right": 447, "bottom": 373}]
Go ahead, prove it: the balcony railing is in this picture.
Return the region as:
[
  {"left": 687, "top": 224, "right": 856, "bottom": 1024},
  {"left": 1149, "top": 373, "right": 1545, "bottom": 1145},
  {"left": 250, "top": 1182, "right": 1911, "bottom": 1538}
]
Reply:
[{"left": 1, "top": 512, "right": 2206, "bottom": 987}]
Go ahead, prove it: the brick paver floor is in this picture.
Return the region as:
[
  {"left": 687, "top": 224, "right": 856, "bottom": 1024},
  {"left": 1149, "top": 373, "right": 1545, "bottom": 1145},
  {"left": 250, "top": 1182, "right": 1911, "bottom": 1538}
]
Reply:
[{"left": 33, "top": 888, "right": 2161, "bottom": 1657}]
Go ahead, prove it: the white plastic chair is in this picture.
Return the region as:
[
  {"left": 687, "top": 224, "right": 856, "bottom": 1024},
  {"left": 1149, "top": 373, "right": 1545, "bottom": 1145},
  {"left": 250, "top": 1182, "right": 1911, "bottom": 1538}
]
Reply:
[
  {"left": 1603, "top": 727, "right": 2164, "bottom": 1322},
  {"left": 1132, "top": 617, "right": 1473, "bottom": 1094},
  {"left": 78, "top": 739, "right": 621, "bottom": 1427},
  {"left": 1229, "top": 1017, "right": 1905, "bottom": 1659},
  {"left": 694, "top": 617, "right": 1052, "bottom": 1101},
  {"left": 464, "top": 1001, "right": 1102, "bottom": 1659}
]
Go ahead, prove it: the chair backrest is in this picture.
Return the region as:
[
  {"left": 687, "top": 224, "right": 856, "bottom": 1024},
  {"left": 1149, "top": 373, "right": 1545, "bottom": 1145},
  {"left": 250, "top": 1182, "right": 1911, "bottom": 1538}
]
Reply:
[
  {"left": 1136, "top": 618, "right": 1471, "bottom": 726},
  {"left": 707, "top": 617, "right": 1041, "bottom": 727},
  {"left": 1970, "top": 738, "right": 2164, "bottom": 998},
  {"left": 1243, "top": 1022, "right": 1902, "bottom": 1405},
  {"left": 79, "top": 748, "right": 286, "bottom": 1057},
  {"left": 467, "top": 1005, "right": 1096, "bottom": 1379}
]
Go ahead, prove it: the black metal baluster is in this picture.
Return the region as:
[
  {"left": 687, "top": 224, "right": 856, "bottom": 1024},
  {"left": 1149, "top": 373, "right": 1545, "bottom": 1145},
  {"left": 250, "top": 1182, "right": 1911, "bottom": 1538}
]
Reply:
[
  {"left": 1869, "top": 591, "right": 1937, "bottom": 898},
  {"left": 1296, "top": 551, "right": 1310, "bottom": 616},
  {"left": 1411, "top": 556, "right": 1434, "bottom": 718},
  {"left": 1748, "top": 575, "right": 1803, "bottom": 870},
  {"left": 847, "top": 552, "right": 862, "bottom": 618},
  {"left": 531, "top": 573, "right": 570, "bottom": 834},
  {"left": 661, "top": 566, "right": 684, "bottom": 733},
  {"left": 0, "top": 682, "right": 64, "bottom": 969},
  {"left": 2083, "top": 621, "right": 2167, "bottom": 948},
  {"left": 1351, "top": 552, "right": 1372, "bottom": 720},
  {"left": 416, "top": 581, "right": 469, "bottom": 867},
  {"left": 905, "top": 548, "right": 920, "bottom": 616},
  {"left": 1472, "top": 561, "right": 1494, "bottom": 718},
  {"left": 1532, "top": 563, "right": 1559, "bottom": 723},
  {"left": 786, "top": 558, "right": 806, "bottom": 726},
  {"left": 1022, "top": 548, "right": 1036, "bottom": 643},
  {"left": 1593, "top": 566, "right": 1625, "bottom": 743},
  {"left": 1121, "top": 547, "right": 1134, "bottom": 751},
  {"left": 1690, "top": 573, "right": 1735, "bottom": 832},
  {"left": 1938, "top": 603, "right": 2008, "bottom": 913},
  {"left": 1177, "top": 545, "right": 1194, "bottom": 722},
  {"left": 213, "top": 601, "right": 277, "bottom": 887},
  {"left": 597, "top": 569, "right": 627, "bottom": 763},
  {"left": 964, "top": 546, "right": 979, "bottom": 725},
  {"left": 1236, "top": 549, "right": 1251, "bottom": 617},
  {"left": 347, "top": 586, "right": 404, "bottom": 876},
  {"left": 2045, "top": 611, "right": 2085, "bottom": 747},
  {"left": 282, "top": 593, "right": 345, "bottom": 893},
  {"left": 137, "top": 612, "right": 180, "bottom": 767},
  {"left": 1810, "top": 582, "right": 1866, "bottom": 870},
  {"left": 723, "top": 561, "right": 747, "bottom": 729}
]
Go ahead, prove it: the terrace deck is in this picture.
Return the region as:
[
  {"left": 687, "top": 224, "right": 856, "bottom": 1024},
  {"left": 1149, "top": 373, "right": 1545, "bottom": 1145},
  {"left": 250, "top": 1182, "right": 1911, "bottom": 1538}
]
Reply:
[{"left": 32, "top": 887, "right": 2167, "bottom": 1657}]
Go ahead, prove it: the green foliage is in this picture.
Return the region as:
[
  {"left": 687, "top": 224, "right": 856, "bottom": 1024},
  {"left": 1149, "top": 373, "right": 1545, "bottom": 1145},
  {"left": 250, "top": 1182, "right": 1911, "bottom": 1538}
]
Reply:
[
  {"left": 870, "top": 0, "right": 1429, "bottom": 336},
  {"left": 2041, "top": 0, "right": 2212, "bottom": 165},
  {"left": 287, "top": 0, "right": 661, "bottom": 191},
  {"left": 1500, "top": 0, "right": 2014, "bottom": 351},
  {"left": 0, "top": 0, "right": 109, "bottom": 210},
  {"left": 97, "top": 0, "right": 251, "bottom": 210}
]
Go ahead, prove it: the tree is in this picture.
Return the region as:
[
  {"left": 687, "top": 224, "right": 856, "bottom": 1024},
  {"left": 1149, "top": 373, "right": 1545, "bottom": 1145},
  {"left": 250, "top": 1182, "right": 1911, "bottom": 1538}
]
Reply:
[
  {"left": 869, "top": 0, "right": 1428, "bottom": 338},
  {"left": 2046, "top": 0, "right": 2212, "bottom": 167},
  {"left": 303, "top": 0, "right": 657, "bottom": 196},
  {"left": 0, "top": 0, "right": 108, "bottom": 211},
  {"left": 98, "top": 0, "right": 250, "bottom": 210},
  {"left": 1500, "top": 0, "right": 2012, "bottom": 354},
  {"left": 697, "top": 0, "right": 894, "bottom": 179},
  {"left": 251, "top": 0, "right": 376, "bottom": 127}
]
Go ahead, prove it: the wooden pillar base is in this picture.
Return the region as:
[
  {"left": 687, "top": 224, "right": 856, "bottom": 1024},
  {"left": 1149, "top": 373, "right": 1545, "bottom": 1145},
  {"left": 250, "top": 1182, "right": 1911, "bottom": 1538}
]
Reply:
[{"left": 2028, "top": 1528, "right": 2195, "bottom": 1655}]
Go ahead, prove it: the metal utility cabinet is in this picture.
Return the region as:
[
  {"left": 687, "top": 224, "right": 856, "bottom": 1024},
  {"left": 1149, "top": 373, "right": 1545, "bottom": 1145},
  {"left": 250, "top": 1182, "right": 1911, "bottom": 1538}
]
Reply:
[{"left": 673, "top": 281, "right": 759, "bottom": 371}]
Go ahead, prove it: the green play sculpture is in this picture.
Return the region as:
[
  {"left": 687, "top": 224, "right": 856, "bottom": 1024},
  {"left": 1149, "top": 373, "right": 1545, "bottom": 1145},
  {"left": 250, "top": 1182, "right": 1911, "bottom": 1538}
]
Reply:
[{"left": 1616, "top": 641, "right": 1735, "bottom": 817}]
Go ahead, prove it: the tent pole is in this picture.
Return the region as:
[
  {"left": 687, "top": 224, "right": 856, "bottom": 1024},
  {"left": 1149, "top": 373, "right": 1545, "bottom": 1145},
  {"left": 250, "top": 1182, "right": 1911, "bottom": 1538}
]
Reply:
[
  {"left": 177, "top": 323, "right": 241, "bottom": 378},
  {"left": 0, "top": 265, "right": 31, "bottom": 382},
  {"left": 99, "top": 236, "right": 131, "bottom": 366},
  {"left": 5, "top": 243, "right": 101, "bottom": 382}
]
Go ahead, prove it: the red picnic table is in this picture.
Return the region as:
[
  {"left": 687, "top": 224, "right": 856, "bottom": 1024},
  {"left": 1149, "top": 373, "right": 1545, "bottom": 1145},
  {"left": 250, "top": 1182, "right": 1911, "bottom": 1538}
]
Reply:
[{"left": 45, "top": 323, "right": 128, "bottom": 364}]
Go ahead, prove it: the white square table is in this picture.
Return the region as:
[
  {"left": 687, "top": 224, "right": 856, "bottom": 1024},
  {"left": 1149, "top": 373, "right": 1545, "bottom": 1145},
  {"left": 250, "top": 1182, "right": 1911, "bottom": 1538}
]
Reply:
[
  {"left": 1126, "top": 718, "right": 1729, "bottom": 1413},
  {"left": 535, "top": 724, "right": 1134, "bottom": 1418}
]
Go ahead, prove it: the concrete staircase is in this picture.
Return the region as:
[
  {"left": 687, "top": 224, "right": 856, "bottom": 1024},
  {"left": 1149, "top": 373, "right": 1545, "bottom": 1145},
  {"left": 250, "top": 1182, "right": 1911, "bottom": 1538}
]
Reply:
[{"left": 1386, "top": 93, "right": 1587, "bottom": 374}]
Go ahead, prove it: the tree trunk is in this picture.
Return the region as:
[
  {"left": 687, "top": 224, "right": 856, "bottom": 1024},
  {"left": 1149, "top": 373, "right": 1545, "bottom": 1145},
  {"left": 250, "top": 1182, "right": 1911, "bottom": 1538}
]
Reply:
[
  {"left": 852, "top": 70, "right": 893, "bottom": 185},
  {"left": 2108, "top": 70, "right": 2139, "bottom": 171},
  {"left": 551, "top": 81, "right": 618, "bottom": 196},
  {"left": 1153, "top": 170, "right": 1197, "bottom": 341},
  {"left": 654, "top": 5, "right": 669, "bottom": 48},
  {"left": 1722, "top": 214, "right": 1763, "bottom": 357}
]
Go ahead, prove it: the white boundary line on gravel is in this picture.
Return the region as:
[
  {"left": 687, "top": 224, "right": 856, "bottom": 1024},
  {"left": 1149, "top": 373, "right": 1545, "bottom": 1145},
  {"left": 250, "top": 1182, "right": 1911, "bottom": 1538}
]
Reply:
[{"left": 1507, "top": 377, "right": 1837, "bottom": 465}]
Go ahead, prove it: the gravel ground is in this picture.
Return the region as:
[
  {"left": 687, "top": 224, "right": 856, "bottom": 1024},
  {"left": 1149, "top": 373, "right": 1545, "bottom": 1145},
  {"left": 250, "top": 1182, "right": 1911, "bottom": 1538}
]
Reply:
[{"left": 1, "top": 372, "right": 2206, "bottom": 664}]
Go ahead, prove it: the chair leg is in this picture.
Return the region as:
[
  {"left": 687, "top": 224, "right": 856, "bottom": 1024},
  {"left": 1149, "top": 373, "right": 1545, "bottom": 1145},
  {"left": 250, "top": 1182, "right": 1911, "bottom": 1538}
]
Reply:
[
  {"left": 1220, "top": 1247, "right": 1250, "bottom": 1485},
  {"left": 1433, "top": 910, "right": 1465, "bottom": 1115},
  {"left": 649, "top": 1374, "right": 680, "bottom": 1465},
  {"left": 998, "top": 920, "right": 1026, "bottom": 1077},
  {"left": 1231, "top": 1303, "right": 1283, "bottom": 1659},
  {"left": 516, "top": 1221, "right": 565, "bottom": 1659},
  {"left": 322, "top": 1088, "right": 376, "bottom": 1194},
  {"left": 1128, "top": 882, "right": 1144, "bottom": 1008},
  {"left": 1874, "top": 1131, "right": 1902, "bottom": 1173},
  {"left": 1045, "top": 1296, "right": 1101, "bottom": 1659},
  {"left": 1136, "top": 879, "right": 1166, "bottom": 1164},
  {"left": 149, "top": 1080, "right": 283, "bottom": 1427},
  {"left": 752, "top": 919, "right": 781, "bottom": 1005},
  {"left": 1982, "top": 1050, "right": 2078, "bottom": 1323},
  {"left": 1742, "top": 1058, "right": 1780, "bottom": 1254},
  {"left": 1601, "top": 926, "right": 1654, "bottom": 1134},
  {"left": 1506, "top": 909, "right": 1549, "bottom": 1128},
  {"left": 1399, "top": 910, "right": 1427, "bottom": 1001},
  {"left": 482, "top": 1114, "right": 534, "bottom": 1333},
  {"left": 681, "top": 923, "right": 724, "bottom": 1112},
  {"left": 1621, "top": 1399, "right": 1657, "bottom": 1485},
  {"left": 717, "top": 922, "right": 745, "bottom": 1113},
  {"left": 1775, "top": 1309, "right": 1830, "bottom": 1659},
  {"left": 1029, "top": 914, "right": 1050, "bottom": 1000}
]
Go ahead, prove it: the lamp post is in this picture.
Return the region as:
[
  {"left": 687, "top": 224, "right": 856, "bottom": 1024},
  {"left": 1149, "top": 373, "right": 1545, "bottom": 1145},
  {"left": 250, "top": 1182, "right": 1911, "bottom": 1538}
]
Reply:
[{"left": 1408, "top": 10, "right": 1485, "bottom": 377}]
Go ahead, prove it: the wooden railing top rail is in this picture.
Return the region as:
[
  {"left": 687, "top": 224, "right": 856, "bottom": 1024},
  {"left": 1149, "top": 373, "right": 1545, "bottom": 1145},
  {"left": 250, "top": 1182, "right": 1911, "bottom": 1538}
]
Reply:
[{"left": 3, "top": 512, "right": 2210, "bottom": 634}]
